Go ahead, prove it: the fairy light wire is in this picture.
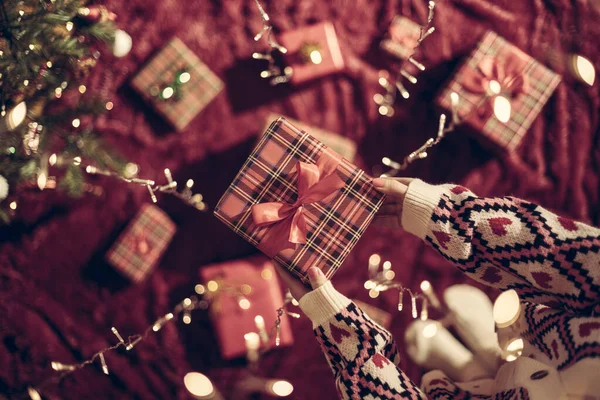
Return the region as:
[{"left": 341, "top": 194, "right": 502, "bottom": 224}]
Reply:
[
  {"left": 84, "top": 165, "right": 207, "bottom": 211},
  {"left": 252, "top": 0, "right": 290, "bottom": 85},
  {"left": 375, "top": 1, "right": 437, "bottom": 115}
]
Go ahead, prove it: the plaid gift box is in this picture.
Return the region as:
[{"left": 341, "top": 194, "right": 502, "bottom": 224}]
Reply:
[
  {"left": 436, "top": 31, "right": 561, "bottom": 152},
  {"left": 199, "top": 255, "right": 293, "bottom": 359},
  {"left": 214, "top": 117, "right": 384, "bottom": 282},
  {"left": 131, "top": 37, "right": 223, "bottom": 131},
  {"left": 106, "top": 204, "right": 176, "bottom": 282},
  {"left": 380, "top": 16, "right": 421, "bottom": 60},
  {"left": 278, "top": 22, "right": 345, "bottom": 85},
  {"left": 264, "top": 114, "right": 357, "bottom": 162}
]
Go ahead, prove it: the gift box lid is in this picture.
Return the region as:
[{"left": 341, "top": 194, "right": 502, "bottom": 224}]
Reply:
[
  {"left": 264, "top": 113, "right": 357, "bottom": 162},
  {"left": 214, "top": 118, "right": 384, "bottom": 282}
]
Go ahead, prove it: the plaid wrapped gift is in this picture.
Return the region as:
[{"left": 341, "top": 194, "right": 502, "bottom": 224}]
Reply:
[
  {"left": 264, "top": 113, "right": 357, "bottom": 162},
  {"left": 279, "top": 22, "right": 345, "bottom": 85},
  {"left": 436, "top": 31, "right": 561, "bottom": 152},
  {"left": 199, "top": 255, "right": 293, "bottom": 359},
  {"left": 214, "top": 118, "right": 384, "bottom": 282},
  {"left": 131, "top": 37, "right": 223, "bottom": 131},
  {"left": 106, "top": 204, "right": 176, "bottom": 282},
  {"left": 380, "top": 16, "right": 421, "bottom": 60}
]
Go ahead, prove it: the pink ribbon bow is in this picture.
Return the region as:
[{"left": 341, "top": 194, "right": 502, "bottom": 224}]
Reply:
[
  {"left": 251, "top": 150, "right": 345, "bottom": 258},
  {"left": 461, "top": 54, "right": 529, "bottom": 120}
]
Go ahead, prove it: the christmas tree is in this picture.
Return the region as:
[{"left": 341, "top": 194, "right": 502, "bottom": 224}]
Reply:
[{"left": 0, "top": 0, "right": 131, "bottom": 223}]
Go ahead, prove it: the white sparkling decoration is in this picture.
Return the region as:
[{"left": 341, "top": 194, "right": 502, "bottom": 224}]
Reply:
[
  {"left": 112, "top": 30, "right": 132, "bottom": 58},
  {"left": 0, "top": 175, "right": 9, "bottom": 201}
]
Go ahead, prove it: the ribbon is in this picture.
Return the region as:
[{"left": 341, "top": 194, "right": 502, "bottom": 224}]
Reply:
[
  {"left": 251, "top": 149, "right": 345, "bottom": 258},
  {"left": 461, "top": 54, "right": 529, "bottom": 121}
]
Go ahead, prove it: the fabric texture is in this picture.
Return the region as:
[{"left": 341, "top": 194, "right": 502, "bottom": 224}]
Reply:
[
  {"left": 214, "top": 117, "right": 385, "bottom": 281},
  {"left": 299, "top": 180, "right": 600, "bottom": 399}
]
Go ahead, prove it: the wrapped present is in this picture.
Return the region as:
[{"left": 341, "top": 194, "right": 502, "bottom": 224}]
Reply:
[
  {"left": 106, "top": 204, "right": 176, "bottom": 282},
  {"left": 131, "top": 37, "right": 223, "bottom": 131},
  {"left": 353, "top": 299, "right": 392, "bottom": 330},
  {"left": 436, "top": 31, "right": 561, "bottom": 152},
  {"left": 264, "top": 114, "right": 357, "bottom": 162},
  {"left": 214, "top": 117, "right": 385, "bottom": 282},
  {"left": 278, "top": 22, "right": 345, "bottom": 85},
  {"left": 199, "top": 255, "right": 293, "bottom": 359},
  {"left": 380, "top": 16, "right": 421, "bottom": 60}
]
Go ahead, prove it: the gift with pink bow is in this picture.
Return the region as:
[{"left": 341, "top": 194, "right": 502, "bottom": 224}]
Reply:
[
  {"left": 214, "top": 118, "right": 385, "bottom": 282},
  {"left": 436, "top": 31, "right": 561, "bottom": 152}
]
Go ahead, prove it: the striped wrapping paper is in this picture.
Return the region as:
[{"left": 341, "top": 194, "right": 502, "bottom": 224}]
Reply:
[
  {"left": 214, "top": 118, "right": 384, "bottom": 282},
  {"left": 106, "top": 204, "right": 176, "bottom": 282},
  {"left": 437, "top": 31, "right": 561, "bottom": 152},
  {"left": 131, "top": 37, "right": 223, "bottom": 131}
]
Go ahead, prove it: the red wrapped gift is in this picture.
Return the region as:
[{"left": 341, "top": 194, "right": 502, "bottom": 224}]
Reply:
[
  {"left": 278, "top": 22, "right": 345, "bottom": 85},
  {"left": 436, "top": 31, "right": 561, "bottom": 152},
  {"left": 214, "top": 118, "right": 385, "bottom": 282},
  {"left": 106, "top": 204, "right": 176, "bottom": 282},
  {"left": 380, "top": 16, "right": 421, "bottom": 60},
  {"left": 199, "top": 255, "right": 293, "bottom": 359},
  {"left": 264, "top": 114, "right": 357, "bottom": 162}
]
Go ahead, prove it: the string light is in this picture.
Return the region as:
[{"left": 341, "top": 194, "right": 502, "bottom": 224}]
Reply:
[
  {"left": 375, "top": 1, "right": 437, "bottom": 114},
  {"left": 184, "top": 372, "right": 218, "bottom": 399},
  {"left": 83, "top": 165, "right": 208, "bottom": 211},
  {"left": 380, "top": 98, "right": 460, "bottom": 176},
  {"left": 251, "top": 0, "right": 291, "bottom": 85},
  {"left": 411, "top": 293, "right": 418, "bottom": 319}
]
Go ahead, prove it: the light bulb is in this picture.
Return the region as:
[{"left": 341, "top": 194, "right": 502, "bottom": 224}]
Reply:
[
  {"left": 184, "top": 372, "right": 215, "bottom": 399},
  {"left": 269, "top": 380, "right": 294, "bottom": 397},
  {"left": 572, "top": 54, "right": 595, "bottom": 86},
  {"left": 6, "top": 102, "right": 27, "bottom": 130},
  {"left": 493, "top": 96, "right": 511, "bottom": 123},
  {"left": 493, "top": 289, "right": 520, "bottom": 328}
]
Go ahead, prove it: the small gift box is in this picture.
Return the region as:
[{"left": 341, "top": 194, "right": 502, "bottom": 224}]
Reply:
[
  {"left": 264, "top": 114, "right": 357, "bottom": 162},
  {"left": 131, "top": 37, "right": 224, "bottom": 131},
  {"left": 199, "top": 255, "right": 293, "bottom": 359},
  {"left": 436, "top": 31, "right": 561, "bottom": 152},
  {"left": 278, "top": 22, "right": 345, "bottom": 85},
  {"left": 380, "top": 16, "right": 421, "bottom": 60},
  {"left": 214, "top": 118, "right": 384, "bottom": 282},
  {"left": 106, "top": 204, "right": 176, "bottom": 282}
]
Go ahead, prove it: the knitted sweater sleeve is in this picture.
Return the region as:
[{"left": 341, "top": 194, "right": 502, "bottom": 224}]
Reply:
[
  {"left": 299, "top": 281, "right": 426, "bottom": 400},
  {"left": 401, "top": 179, "right": 600, "bottom": 314}
]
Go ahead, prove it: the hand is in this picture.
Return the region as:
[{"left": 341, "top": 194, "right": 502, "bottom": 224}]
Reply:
[
  {"left": 372, "top": 177, "right": 413, "bottom": 229},
  {"left": 274, "top": 263, "right": 328, "bottom": 302}
]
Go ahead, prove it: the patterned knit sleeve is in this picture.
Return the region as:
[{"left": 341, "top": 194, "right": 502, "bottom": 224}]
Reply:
[
  {"left": 299, "top": 281, "right": 426, "bottom": 399},
  {"left": 401, "top": 179, "right": 600, "bottom": 314}
]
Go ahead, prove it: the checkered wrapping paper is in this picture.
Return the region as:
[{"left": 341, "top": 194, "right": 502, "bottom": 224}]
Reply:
[
  {"left": 380, "top": 16, "right": 421, "bottom": 60},
  {"left": 214, "top": 118, "right": 384, "bottom": 282},
  {"left": 131, "top": 37, "right": 223, "bottom": 131},
  {"left": 437, "top": 31, "right": 561, "bottom": 152},
  {"left": 106, "top": 204, "right": 176, "bottom": 282},
  {"left": 264, "top": 113, "right": 357, "bottom": 162},
  {"left": 199, "top": 255, "right": 293, "bottom": 359}
]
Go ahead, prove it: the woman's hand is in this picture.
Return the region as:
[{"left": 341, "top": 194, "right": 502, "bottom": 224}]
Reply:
[
  {"left": 274, "top": 263, "right": 328, "bottom": 301},
  {"left": 372, "top": 177, "right": 413, "bottom": 229}
]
